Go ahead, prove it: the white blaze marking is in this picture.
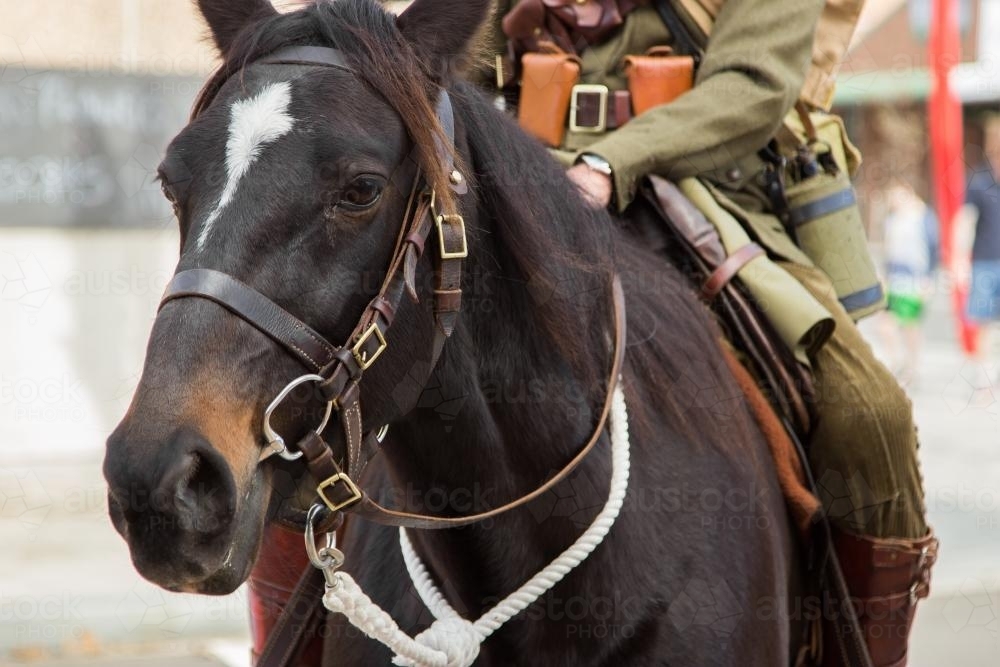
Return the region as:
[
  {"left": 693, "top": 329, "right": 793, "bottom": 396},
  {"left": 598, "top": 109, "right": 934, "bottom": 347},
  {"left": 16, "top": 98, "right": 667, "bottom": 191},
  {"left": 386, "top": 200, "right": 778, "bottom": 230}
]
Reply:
[{"left": 195, "top": 81, "right": 295, "bottom": 251}]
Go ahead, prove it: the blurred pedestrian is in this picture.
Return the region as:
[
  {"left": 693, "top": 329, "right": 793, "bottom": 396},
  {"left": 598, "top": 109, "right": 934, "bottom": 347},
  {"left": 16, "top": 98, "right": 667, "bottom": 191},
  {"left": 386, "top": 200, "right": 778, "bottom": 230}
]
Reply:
[
  {"left": 965, "top": 115, "right": 1000, "bottom": 366},
  {"left": 881, "top": 178, "right": 938, "bottom": 385}
]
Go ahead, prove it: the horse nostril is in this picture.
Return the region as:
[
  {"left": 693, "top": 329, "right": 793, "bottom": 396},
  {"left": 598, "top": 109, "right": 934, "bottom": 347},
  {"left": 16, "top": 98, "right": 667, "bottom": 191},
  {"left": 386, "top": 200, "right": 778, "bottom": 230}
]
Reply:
[{"left": 155, "top": 436, "right": 236, "bottom": 537}]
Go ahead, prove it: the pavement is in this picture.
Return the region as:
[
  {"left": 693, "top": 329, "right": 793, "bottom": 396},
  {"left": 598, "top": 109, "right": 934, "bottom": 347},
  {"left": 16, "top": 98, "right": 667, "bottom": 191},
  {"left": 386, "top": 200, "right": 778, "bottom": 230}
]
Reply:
[
  {"left": 879, "top": 336, "right": 1000, "bottom": 666},
  {"left": 1, "top": 228, "right": 998, "bottom": 664}
]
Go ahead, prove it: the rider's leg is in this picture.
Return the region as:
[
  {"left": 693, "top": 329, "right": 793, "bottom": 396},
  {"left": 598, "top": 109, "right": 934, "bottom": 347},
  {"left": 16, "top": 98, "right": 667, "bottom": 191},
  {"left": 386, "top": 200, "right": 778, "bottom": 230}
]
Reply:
[{"left": 779, "top": 261, "right": 938, "bottom": 667}]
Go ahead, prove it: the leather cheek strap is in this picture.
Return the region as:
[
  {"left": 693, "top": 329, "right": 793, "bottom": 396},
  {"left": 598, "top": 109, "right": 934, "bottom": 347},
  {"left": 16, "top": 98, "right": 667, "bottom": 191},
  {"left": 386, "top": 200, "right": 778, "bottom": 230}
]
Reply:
[{"left": 160, "top": 269, "right": 338, "bottom": 373}]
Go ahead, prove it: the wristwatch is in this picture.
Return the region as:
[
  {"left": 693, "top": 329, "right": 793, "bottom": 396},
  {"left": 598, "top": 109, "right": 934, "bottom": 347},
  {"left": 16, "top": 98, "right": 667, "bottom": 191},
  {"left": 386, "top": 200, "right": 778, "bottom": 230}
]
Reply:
[{"left": 578, "top": 153, "right": 613, "bottom": 176}]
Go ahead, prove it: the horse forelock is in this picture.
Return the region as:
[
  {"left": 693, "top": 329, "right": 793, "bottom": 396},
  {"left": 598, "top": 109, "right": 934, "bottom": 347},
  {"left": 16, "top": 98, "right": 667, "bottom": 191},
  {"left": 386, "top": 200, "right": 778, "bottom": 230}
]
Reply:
[{"left": 191, "top": 0, "right": 459, "bottom": 218}]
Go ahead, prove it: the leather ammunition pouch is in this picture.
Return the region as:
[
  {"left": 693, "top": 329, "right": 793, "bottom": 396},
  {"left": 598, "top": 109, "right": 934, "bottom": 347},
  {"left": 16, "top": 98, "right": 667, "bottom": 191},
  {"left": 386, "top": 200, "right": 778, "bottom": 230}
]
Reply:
[
  {"left": 517, "top": 51, "right": 582, "bottom": 147},
  {"left": 624, "top": 46, "right": 694, "bottom": 116}
]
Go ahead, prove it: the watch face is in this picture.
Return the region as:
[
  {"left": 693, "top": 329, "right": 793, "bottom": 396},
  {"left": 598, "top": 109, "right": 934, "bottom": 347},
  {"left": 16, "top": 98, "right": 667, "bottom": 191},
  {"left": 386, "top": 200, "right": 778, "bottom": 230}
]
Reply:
[{"left": 583, "top": 155, "right": 612, "bottom": 175}]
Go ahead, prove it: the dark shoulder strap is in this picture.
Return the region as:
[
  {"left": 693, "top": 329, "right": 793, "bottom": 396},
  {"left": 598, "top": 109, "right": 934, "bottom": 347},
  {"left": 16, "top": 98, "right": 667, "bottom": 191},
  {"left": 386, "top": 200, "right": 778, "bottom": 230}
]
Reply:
[{"left": 652, "top": 0, "right": 703, "bottom": 67}]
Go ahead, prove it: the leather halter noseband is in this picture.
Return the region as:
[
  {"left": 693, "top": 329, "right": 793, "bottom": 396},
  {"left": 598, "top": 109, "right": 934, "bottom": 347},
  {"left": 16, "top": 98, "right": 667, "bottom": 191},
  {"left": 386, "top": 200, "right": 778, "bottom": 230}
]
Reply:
[{"left": 158, "top": 45, "right": 627, "bottom": 530}]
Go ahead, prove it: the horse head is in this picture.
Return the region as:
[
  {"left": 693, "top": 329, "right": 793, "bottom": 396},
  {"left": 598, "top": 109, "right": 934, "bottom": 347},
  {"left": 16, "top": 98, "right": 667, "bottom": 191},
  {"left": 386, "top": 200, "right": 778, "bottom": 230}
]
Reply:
[{"left": 103, "top": 0, "right": 492, "bottom": 595}]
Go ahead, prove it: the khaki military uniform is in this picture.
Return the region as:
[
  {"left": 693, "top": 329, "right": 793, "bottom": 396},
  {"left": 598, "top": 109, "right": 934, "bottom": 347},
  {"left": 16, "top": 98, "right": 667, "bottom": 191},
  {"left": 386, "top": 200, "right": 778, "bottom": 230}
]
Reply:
[{"left": 481, "top": 0, "right": 927, "bottom": 541}]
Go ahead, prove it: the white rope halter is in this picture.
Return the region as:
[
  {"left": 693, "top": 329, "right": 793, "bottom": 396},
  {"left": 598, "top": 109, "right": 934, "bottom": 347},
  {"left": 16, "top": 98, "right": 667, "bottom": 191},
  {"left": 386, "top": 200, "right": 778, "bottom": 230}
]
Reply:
[{"left": 320, "top": 384, "right": 632, "bottom": 667}]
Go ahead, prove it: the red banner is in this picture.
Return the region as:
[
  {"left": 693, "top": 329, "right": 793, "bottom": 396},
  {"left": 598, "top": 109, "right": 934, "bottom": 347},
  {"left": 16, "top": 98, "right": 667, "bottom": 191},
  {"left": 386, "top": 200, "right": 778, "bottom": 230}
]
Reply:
[{"left": 929, "top": 0, "right": 975, "bottom": 352}]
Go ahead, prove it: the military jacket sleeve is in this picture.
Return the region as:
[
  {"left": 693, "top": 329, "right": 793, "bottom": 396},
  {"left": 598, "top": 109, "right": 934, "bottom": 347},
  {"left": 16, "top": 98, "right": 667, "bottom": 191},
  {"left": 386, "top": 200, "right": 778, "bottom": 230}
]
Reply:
[
  {"left": 588, "top": 0, "right": 825, "bottom": 211},
  {"left": 477, "top": 0, "right": 826, "bottom": 212}
]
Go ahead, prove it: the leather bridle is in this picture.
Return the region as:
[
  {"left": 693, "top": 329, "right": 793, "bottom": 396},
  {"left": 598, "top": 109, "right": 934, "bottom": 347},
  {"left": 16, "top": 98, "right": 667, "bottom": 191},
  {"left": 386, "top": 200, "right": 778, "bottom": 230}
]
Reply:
[{"left": 158, "top": 45, "right": 627, "bottom": 531}]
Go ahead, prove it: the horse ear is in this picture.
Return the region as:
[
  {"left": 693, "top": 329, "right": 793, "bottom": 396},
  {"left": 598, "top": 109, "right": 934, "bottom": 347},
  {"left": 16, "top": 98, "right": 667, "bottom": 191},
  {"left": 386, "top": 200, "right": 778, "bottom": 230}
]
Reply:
[
  {"left": 196, "top": 0, "right": 278, "bottom": 54},
  {"left": 397, "top": 0, "right": 493, "bottom": 82}
]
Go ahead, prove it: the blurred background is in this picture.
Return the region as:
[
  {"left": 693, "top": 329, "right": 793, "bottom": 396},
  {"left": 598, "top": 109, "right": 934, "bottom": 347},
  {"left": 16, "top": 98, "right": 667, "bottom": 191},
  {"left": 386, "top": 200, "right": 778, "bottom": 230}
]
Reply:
[{"left": 0, "top": 0, "right": 997, "bottom": 665}]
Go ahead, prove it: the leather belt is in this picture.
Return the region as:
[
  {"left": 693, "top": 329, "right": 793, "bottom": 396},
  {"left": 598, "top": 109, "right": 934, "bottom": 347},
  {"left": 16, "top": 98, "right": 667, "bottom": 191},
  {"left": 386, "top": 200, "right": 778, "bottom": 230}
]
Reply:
[{"left": 569, "top": 84, "right": 632, "bottom": 134}]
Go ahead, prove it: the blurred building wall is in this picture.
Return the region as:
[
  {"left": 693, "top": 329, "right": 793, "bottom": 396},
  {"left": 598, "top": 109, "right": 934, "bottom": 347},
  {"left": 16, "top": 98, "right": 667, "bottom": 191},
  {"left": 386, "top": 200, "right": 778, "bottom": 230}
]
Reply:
[
  {"left": 1, "top": 1, "right": 213, "bottom": 229},
  {"left": 834, "top": 0, "right": 999, "bottom": 246},
  {"left": 2, "top": 0, "right": 408, "bottom": 76},
  {"left": 0, "top": 0, "right": 218, "bottom": 75}
]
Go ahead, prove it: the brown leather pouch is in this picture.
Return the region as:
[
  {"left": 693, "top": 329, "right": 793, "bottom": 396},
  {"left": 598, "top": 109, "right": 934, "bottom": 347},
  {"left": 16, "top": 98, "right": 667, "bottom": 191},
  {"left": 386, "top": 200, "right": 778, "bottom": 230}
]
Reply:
[
  {"left": 517, "top": 51, "right": 581, "bottom": 147},
  {"left": 624, "top": 47, "right": 694, "bottom": 116},
  {"left": 502, "top": 0, "right": 640, "bottom": 55}
]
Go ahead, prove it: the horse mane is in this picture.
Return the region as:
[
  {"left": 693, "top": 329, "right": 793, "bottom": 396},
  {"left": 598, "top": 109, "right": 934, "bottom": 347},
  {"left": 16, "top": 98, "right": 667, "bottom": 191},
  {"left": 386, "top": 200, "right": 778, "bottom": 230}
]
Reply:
[
  {"left": 191, "top": 0, "right": 460, "bottom": 216},
  {"left": 451, "top": 81, "right": 732, "bottom": 438},
  {"left": 450, "top": 80, "right": 619, "bottom": 378}
]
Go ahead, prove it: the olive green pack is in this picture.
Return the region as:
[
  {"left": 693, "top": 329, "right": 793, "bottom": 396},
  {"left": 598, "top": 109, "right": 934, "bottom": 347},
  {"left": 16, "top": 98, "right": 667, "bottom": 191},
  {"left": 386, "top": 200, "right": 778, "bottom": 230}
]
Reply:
[{"left": 777, "top": 108, "right": 886, "bottom": 321}]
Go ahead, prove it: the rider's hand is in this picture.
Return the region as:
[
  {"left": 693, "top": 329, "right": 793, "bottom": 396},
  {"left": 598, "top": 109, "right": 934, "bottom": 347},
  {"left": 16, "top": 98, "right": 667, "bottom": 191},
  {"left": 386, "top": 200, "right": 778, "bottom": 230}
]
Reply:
[{"left": 567, "top": 163, "right": 613, "bottom": 210}]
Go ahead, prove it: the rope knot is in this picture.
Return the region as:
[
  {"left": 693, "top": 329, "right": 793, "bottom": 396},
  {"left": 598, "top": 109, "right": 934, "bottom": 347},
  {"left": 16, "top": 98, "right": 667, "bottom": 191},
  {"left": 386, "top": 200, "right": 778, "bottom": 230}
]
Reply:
[{"left": 393, "top": 616, "right": 481, "bottom": 667}]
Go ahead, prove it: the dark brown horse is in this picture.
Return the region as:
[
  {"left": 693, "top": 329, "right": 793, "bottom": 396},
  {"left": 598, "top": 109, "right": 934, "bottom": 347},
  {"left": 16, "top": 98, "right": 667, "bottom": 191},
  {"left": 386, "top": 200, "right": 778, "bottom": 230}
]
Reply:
[{"left": 104, "top": 0, "right": 803, "bottom": 663}]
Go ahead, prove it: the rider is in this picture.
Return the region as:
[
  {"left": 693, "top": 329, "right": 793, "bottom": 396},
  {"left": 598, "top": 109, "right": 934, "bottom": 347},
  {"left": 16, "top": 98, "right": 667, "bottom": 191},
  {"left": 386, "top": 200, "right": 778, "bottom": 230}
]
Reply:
[{"left": 474, "top": 1, "right": 936, "bottom": 664}]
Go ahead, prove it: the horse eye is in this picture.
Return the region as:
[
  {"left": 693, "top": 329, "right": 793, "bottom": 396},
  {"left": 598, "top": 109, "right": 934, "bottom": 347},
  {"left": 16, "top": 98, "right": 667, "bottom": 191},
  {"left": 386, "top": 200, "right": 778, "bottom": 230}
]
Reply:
[
  {"left": 161, "top": 183, "right": 181, "bottom": 217},
  {"left": 161, "top": 183, "right": 177, "bottom": 203},
  {"left": 338, "top": 175, "right": 384, "bottom": 211}
]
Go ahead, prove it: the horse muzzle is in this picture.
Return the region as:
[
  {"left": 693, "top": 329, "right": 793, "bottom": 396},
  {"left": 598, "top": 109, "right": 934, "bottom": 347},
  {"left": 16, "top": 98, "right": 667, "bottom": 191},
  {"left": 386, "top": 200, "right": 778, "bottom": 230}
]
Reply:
[{"left": 104, "top": 425, "right": 260, "bottom": 593}]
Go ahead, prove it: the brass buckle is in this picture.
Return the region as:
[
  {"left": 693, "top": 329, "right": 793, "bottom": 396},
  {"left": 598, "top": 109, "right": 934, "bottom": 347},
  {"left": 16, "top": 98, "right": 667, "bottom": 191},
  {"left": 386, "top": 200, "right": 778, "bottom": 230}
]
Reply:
[
  {"left": 436, "top": 213, "right": 469, "bottom": 259},
  {"left": 317, "top": 473, "right": 363, "bottom": 512},
  {"left": 569, "top": 84, "right": 609, "bottom": 134},
  {"left": 351, "top": 322, "right": 387, "bottom": 370}
]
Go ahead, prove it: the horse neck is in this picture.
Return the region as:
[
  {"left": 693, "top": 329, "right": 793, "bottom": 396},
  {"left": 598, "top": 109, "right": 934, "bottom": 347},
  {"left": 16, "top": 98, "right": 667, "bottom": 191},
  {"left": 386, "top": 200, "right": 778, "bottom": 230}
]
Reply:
[
  {"left": 388, "top": 222, "right": 608, "bottom": 500},
  {"left": 380, "top": 193, "right": 616, "bottom": 606}
]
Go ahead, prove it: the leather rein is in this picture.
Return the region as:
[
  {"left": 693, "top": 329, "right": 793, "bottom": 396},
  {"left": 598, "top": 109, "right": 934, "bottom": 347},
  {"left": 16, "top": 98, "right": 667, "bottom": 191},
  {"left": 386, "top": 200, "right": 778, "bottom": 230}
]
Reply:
[{"left": 158, "top": 45, "right": 627, "bottom": 531}]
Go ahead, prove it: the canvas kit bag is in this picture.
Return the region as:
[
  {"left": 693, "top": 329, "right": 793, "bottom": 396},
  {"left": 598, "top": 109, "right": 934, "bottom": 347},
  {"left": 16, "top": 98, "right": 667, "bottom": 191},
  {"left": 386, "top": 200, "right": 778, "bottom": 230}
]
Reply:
[
  {"left": 670, "top": 0, "right": 882, "bottom": 320},
  {"left": 771, "top": 105, "right": 886, "bottom": 319}
]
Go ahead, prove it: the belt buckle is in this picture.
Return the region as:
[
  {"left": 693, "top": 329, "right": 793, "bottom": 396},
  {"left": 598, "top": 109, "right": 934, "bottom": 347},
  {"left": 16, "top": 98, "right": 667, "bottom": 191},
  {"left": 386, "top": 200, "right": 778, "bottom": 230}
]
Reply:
[
  {"left": 352, "top": 322, "right": 388, "bottom": 371},
  {"left": 569, "top": 84, "right": 609, "bottom": 134},
  {"left": 317, "top": 473, "right": 363, "bottom": 512},
  {"left": 436, "top": 213, "right": 469, "bottom": 260}
]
